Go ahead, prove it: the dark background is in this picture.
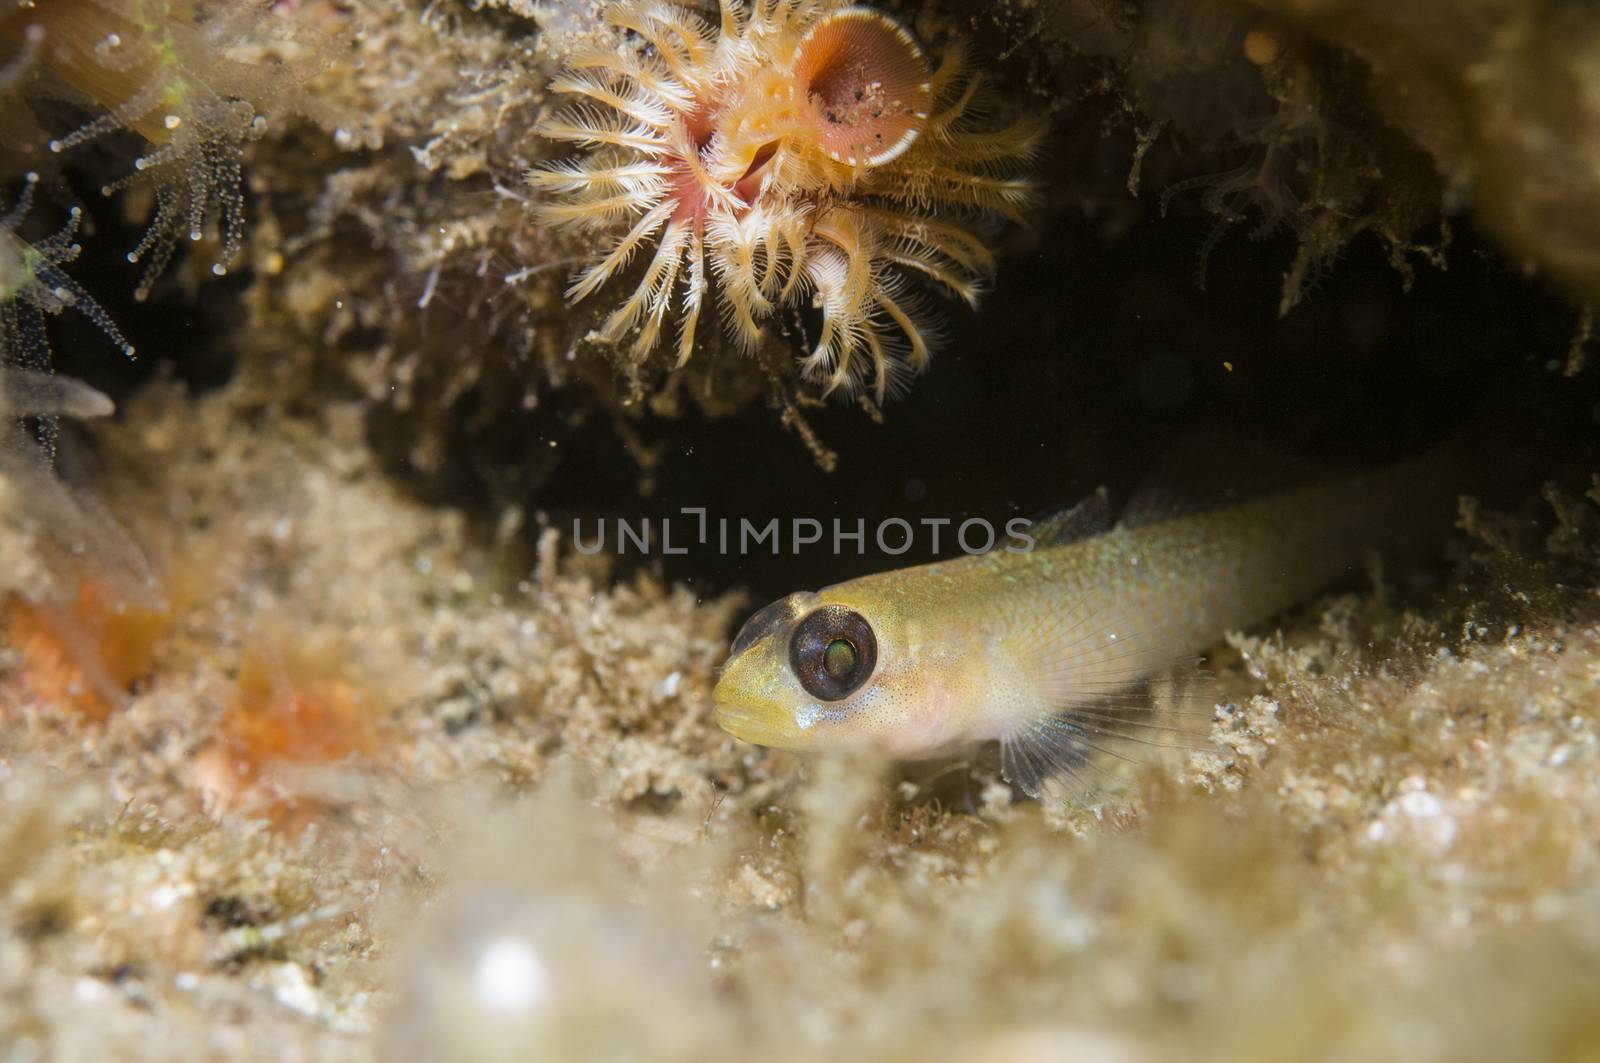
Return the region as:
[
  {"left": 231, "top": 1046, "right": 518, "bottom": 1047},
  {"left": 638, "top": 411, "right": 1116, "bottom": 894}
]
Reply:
[
  {"left": 39, "top": 123, "right": 1595, "bottom": 614},
  {"left": 525, "top": 211, "right": 1590, "bottom": 606}
]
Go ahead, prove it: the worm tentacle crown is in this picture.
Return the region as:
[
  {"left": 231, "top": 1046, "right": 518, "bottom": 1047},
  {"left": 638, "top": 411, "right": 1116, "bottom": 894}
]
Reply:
[{"left": 532, "top": 0, "right": 1039, "bottom": 401}]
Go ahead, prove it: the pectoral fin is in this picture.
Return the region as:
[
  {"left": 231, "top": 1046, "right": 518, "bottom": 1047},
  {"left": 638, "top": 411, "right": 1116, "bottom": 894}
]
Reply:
[{"left": 998, "top": 662, "right": 1223, "bottom": 800}]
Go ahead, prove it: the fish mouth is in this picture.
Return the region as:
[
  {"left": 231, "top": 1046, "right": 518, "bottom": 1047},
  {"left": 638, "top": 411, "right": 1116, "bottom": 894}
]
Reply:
[{"left": 713, "top": 694, "right": 799, "bottom": 749}]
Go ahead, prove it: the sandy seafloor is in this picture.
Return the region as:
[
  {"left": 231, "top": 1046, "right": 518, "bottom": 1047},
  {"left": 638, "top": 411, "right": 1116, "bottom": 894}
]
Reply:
[
  {"left": 1, "top": 360, "right": 1599, "bottom": 1061},
  {"left": 5, "top": 0, "right": 1600, "bottom": 1059}
]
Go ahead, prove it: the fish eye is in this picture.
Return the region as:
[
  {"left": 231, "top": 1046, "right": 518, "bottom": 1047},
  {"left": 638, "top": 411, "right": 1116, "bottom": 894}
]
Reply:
[
  {"left": 789, "top": 606, "right": 877, "bottom": 701},
  {"left": 823, "top": 638, "right": 856, "bottom": 678}
]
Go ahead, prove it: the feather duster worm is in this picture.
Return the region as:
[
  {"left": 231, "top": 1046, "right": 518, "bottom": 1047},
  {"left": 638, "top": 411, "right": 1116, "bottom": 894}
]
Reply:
[{"left": 532, "top": 0, "right": 1039, "bottom": 401}]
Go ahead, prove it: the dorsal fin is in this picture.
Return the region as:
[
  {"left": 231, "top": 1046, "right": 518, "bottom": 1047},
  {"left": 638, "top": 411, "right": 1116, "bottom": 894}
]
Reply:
[
  {"left": 1022, "top": 487, "right": 1113, "bottom": 549},
  {"left": 1119, "top": 434, "right": 1328, "bottom": 529},
  {"left": 1017, "top": 438, "right": 1329, "bottom": 550}
]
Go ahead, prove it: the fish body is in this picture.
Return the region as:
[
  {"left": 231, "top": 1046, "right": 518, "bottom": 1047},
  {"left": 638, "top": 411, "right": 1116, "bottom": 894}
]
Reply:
[{"left": 713, "top": 452, "right": 1458, "bottom": 795}]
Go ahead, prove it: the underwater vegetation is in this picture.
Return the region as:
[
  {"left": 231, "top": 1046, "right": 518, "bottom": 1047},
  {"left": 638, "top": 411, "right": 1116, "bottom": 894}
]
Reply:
[
  {"left": 1235, "top": 0, "right": 1600, "bottom": 313},
  {"left": 533, "top": 0, "right": 1040, "bottom": 401},
  {"left": 1132, "top": 0, "right": 1445, "bottom": 317}
]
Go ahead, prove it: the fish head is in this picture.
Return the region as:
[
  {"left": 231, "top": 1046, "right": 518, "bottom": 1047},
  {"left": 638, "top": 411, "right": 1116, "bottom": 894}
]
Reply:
[{"left": 714, "top": 583, "right": 970, "bottom": 757}]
